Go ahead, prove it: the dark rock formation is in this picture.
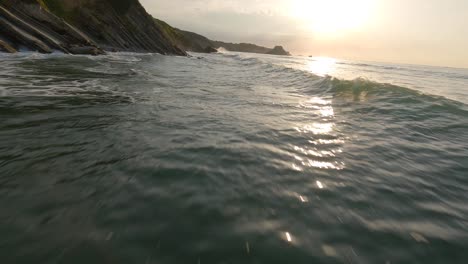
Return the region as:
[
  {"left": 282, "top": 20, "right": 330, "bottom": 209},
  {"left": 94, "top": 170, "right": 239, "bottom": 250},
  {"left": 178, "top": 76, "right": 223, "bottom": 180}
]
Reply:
[
  {"left": 0, "top": 39, "right": 16, "bottom": 53},
  {"left": 0, "top": 3, "right": 79, "bottom": 54},
  {"left": 266, "top": 46, "right": 291, "bottom": 56},
  {"left": 203, "top": 46, "right": 217, "bottom": 53},
  {"left": 0, "top": 0, "right": 185, "bottom": 55}
]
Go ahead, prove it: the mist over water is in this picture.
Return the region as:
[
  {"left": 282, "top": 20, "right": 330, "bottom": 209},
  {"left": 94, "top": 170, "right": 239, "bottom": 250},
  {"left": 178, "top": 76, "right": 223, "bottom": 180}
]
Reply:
[{"left": 1, "top": 51, "right": 467, "bottom": 263}]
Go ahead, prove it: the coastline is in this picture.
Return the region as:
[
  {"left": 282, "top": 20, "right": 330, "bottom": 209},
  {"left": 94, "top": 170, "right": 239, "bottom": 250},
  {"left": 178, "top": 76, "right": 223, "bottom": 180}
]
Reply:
[{"left": 0, "top": 0, "right": 290, "bottom": 57}]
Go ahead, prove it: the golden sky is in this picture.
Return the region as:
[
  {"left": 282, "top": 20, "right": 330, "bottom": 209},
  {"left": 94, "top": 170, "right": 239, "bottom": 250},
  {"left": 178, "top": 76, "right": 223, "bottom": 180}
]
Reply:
[{"left": 142, "top": 0, "right": 468, "bottom": 68}]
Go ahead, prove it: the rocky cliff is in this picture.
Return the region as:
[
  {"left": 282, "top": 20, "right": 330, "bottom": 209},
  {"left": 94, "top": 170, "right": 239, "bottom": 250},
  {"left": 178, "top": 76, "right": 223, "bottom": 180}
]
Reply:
[{"left": 0, "top": 0, "right": 186, "bottom": 55}]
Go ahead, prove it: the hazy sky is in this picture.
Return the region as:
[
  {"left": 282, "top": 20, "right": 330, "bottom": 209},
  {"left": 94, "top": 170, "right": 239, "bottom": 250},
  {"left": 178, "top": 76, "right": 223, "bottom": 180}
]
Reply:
[{"left": 141, "top": 0, "right": 468, "bottom": 68}]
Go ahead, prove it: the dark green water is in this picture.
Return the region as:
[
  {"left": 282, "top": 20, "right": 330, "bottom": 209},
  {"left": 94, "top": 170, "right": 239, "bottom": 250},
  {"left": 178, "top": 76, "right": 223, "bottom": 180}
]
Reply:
[{"left": 1, "top": 52, "right": 468, "bottom": 264}]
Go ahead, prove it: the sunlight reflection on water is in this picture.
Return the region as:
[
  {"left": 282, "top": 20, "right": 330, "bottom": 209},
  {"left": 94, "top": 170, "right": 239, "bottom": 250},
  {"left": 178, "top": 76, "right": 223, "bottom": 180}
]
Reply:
[
  {"left": 307, "top": 57, "right": 337, "bottom": 77},
  {"left": 291, "top": 93, "right": 345, "bottom": 172}
]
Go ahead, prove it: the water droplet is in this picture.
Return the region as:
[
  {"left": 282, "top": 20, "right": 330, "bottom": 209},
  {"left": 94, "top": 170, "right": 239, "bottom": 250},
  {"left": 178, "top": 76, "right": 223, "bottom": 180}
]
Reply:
[
  {"left": 317, "top": 180, "right": 324, "bottom": 189},
  {"left": 322, "top": 245, "right": 338, "bottom": 256},
  {"left": 299, "top": 195, "right": 308, "bottom": 202},
  {"left": 410, "top": 232, "right": 429, "bottom": 243},
  {"left": 105, "top": 232, "right": 113, "bottom": 241}
]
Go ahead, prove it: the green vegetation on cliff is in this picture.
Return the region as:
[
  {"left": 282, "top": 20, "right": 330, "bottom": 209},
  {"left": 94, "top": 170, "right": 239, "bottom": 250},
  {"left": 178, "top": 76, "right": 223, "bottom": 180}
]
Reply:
[
  {"left": 0, "top": 0, "right": 185, "bottom": 55},
  {"left": 154, "top": 19, "right": 213, "bottom": 53}
]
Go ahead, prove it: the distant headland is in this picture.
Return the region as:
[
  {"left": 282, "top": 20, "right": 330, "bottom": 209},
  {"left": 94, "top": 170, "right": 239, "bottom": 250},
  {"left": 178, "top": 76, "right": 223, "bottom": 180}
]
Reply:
[
  {"left": 0, "top": 0, "right": 291, "bottom": 56},
  {"left": 154, "top": 19, "right": 291, "bottom": 56}
]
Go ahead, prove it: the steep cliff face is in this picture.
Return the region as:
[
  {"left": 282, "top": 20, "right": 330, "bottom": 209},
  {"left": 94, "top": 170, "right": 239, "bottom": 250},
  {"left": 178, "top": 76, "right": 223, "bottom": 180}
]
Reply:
[
  {"left": 0, "top": 0, "right": 103, "bottom": 54},
  {"left": 0, "top": 0, "right": 186, "bottom": 55}
]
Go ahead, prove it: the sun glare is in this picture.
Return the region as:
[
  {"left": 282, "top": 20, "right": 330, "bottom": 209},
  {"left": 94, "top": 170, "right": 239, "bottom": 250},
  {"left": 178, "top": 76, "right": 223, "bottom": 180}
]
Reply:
[
  {"left": 307, "top": 57, "right": 336, "bottom": 77},
  {"left": 291, "top": 0, "right": 375, "bottom": 37}
]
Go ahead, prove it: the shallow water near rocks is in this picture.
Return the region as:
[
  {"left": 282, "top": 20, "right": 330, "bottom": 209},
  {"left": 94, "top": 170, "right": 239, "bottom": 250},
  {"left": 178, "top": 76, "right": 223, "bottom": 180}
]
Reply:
[{"left": 1, "top": 52, "right": 468, "bottom": 263}]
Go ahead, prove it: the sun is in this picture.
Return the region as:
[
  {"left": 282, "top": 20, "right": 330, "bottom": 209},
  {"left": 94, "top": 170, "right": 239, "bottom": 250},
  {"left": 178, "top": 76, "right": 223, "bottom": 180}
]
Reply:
[{"left": 290, "top": 0, "right": 376, "bottom": 37}]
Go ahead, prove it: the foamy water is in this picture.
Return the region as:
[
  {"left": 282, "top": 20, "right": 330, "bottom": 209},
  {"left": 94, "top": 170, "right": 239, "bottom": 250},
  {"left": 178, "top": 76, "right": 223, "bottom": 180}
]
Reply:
[{"left": 0, "top": 51, "right": 467, "bottom": 263}]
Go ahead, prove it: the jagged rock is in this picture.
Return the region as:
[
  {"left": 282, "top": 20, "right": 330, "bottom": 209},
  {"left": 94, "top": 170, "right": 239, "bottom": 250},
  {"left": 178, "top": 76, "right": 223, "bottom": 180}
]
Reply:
[
  {"left": 0, "top": 0, "right": 185, "bottom": 55},
  {"left": 0, "top": 6, "right": 52, "bottom": 53},
  {"left": 0, "top": 1, "right": 103, "bottom": 54},
  {"left": 56, "top": 0, "right": 185, "bottom": 55}
]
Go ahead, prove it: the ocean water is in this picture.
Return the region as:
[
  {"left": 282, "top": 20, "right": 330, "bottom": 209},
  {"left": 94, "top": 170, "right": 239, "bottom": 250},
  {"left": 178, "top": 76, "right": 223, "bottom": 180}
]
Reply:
[{"left": 0, "top": 51, "right": 467, "bottom": 264}]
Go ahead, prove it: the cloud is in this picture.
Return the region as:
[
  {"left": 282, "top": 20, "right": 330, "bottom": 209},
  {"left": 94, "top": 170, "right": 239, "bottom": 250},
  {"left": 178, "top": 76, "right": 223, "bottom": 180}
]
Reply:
[
  {"left": 141, "top": 0, "right": 288, "bottom": 16},
  {"left": 141, "top": 0, "right": 300, "bottom": 47}
]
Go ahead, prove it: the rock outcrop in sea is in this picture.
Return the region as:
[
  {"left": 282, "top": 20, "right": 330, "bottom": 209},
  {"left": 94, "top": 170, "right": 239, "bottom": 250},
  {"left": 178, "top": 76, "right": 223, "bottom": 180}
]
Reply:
[
  {"left": 0, "top": 0, "right": 186, "bottom": 55},
  {"left": 266, "top": 46, "right": 291, "bottom": 56}
]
